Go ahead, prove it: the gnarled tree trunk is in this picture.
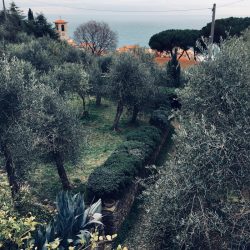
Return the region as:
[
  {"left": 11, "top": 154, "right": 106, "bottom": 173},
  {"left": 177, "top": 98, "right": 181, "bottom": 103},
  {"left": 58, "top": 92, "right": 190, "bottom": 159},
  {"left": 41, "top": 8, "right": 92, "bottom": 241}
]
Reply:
[
  {"left": 111, "top": 100, "right": 123, "bottom": 131},
  {"left": 130, "top": 105, "right": 139, "bottom": 124},
  {"left": 96, "top": 94, "right": 102, "bottom": 106},
  {"left": 54, "top": 152, "right": 71, "bottom": 190},
  {"left": 2, "top": 144, "right": 19, "bottom": 199}
]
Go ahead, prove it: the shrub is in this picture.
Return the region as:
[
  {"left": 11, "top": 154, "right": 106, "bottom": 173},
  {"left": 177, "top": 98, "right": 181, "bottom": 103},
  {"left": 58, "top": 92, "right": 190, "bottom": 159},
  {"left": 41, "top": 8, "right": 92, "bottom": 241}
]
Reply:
[
  {"left": 0, "top": 173, "right": 38, "bottom": 249},
  {"left": 150, "top": 108, "right": 170, "bottom": 130},
  {"left": 33, "top": 192, "right": 102, "bottom": 249},
  {"left": 126, "top": 31, "right": 250, "bottom": 250},
  {"left": 87, "top": 124, "right": 165, "bottom": 200}
]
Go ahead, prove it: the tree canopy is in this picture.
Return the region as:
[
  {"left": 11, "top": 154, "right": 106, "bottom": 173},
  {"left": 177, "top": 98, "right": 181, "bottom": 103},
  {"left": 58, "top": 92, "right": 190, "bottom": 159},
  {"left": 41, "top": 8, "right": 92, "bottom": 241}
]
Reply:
[
  {"left": 0, "top": 4, "right": 58, "bottom": 43},
  {"left": 74, "top": 20, "right": 118, "bottom": 55},
  {"left": 107, "top": 52, "right": 155, "bottom": 129},
  {"left": 149, "top": 29, "right": 200, "bottom": 55},
  {"left": 201, "top": 17, "right": 250, "bottom": 43},
  {"left": 129, "top": 30, "right": 250, "bottom": 250}
]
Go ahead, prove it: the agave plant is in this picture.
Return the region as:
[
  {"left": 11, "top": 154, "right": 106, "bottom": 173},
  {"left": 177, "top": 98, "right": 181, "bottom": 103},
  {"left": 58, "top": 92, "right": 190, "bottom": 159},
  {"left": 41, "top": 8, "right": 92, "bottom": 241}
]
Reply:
[{"left": 32, "top": 192, "right": 102, "bottom": 249}]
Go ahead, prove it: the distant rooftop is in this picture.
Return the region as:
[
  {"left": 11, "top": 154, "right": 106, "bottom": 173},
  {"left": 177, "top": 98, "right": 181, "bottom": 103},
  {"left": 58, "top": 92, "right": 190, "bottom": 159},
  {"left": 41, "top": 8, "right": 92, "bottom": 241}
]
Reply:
[{"left": 54, "top": 19, "right": 68, "bottom": 24}]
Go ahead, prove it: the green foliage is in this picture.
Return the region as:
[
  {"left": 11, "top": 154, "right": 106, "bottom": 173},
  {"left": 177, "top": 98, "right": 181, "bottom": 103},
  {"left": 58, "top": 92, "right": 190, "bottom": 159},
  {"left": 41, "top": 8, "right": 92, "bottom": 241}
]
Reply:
[
  {"left": 107, "top": 52, "right": 155, "bottom": 128},
  {"left": 6, "top": 36, "right": 92, "bottom": 73},
  {"left": 0, "top": 57, "right": 45, "bottom": 196},
  {"left": 0, "top": 3, "right": 57, "bottom": 43},
  {"left": 201, "top": 17, "right": 250, "bottom": 43},
  {"left": 87, "top": 124, "right": 164, "bottom": 200},
  {"left": 150, "top": 108, "right": 170, "bottom": 130},
  {"left": 30, "top": 14, "right": 58, "bottom": 39},
  {"left": 0, "top": 173, "right": 38, "bottom": 249},
  {"left": 0, "top": 2, "right": 26, "bottom": 43},
  {"left": 152, "top": 87, "right": 176, "bottom": 109},
  {"left": 149, "top": 29, "right": 200, "bottom": 54},
  {"left": 88, "top": 55, "right": 113, "bottom": 105},
  {"left": 48, "top": 62, "right": 90, "bottom": 106},
  {"left": 126, "top": 126, "right": 162, "bottom": 149},
  {"left": 130, "top": 31, "right": 250, "bottom": 250},
  {"left": 167, "top": 50, "right": 181, "bottom": 87},
  {"left": 108, "top": 52, "right": 154, "bottom": 108},
  {"left": 33, "top": 192, "right": 102, "bottom": 249},
  {"left": 27, "top": 8, "right": 34, "bottom": 22}
]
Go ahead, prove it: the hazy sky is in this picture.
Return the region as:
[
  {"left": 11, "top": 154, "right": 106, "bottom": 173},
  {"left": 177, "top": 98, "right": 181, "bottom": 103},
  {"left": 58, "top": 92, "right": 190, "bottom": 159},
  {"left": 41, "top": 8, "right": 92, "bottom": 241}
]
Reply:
[
  {"left": 5, "top": 0, "right": 250, "bottom": 18},
  {"left": 4, "top": 0, "right": 250, "bottom": 46}
]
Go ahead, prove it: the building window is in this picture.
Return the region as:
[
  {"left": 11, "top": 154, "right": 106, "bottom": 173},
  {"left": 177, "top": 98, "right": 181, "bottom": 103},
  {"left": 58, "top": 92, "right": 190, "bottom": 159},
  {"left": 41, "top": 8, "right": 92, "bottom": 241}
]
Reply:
[
  {"left": 61, "top": 25, "right": 65, "bottom": 31},
  {"left": 56, "top": 24, "right": 59, "bottom": 30}
]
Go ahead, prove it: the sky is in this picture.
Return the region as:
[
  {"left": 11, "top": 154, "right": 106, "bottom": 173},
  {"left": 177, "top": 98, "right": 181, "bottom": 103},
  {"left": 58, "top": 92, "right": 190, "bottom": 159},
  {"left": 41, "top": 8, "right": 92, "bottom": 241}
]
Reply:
[{"left": 3, "top": 0, "right": 250, "bottom": 46}]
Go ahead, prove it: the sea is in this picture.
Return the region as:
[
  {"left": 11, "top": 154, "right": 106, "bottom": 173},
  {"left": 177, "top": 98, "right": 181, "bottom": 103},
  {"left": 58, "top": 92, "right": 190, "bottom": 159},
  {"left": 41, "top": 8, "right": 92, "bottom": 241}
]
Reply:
[{"left": 54, "top": 15, "right": 212, "bottom": 48}]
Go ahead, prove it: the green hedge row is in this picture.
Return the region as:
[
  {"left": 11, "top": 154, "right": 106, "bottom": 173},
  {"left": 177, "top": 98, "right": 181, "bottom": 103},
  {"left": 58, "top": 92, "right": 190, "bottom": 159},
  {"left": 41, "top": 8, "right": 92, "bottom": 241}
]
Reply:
[
  {"left": 150, "top": 108, "right": 170, "bottom": 131},
  {"left": 87, "top": 109, "right": 170, "bottom": 200}
]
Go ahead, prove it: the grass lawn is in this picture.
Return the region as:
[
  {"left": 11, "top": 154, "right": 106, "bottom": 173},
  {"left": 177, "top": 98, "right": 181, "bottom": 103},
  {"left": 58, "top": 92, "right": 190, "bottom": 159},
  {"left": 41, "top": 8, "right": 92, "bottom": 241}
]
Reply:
[{"left": 24, "top": 98, "right": 149, "bottom": 213}]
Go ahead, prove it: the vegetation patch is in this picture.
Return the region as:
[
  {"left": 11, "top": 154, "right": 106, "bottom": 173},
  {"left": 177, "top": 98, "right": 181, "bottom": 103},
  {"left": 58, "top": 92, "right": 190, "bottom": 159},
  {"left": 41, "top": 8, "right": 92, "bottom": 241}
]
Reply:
[{"left": 87, "top": 108, "right": 170, "bottom": 200}]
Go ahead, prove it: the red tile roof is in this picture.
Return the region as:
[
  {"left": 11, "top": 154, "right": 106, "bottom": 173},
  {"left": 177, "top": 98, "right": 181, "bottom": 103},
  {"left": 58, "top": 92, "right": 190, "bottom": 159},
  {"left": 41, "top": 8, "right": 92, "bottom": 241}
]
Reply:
[{"left": 54, "top": 19, "right": 67, "bottom": 24}]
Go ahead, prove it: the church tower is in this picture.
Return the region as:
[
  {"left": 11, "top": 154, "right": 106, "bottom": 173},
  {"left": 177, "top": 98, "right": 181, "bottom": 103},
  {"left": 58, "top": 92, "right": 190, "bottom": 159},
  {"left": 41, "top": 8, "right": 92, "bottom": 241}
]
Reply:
[{"left": 54, "top": 19, "right": 69, "bottom": 40}]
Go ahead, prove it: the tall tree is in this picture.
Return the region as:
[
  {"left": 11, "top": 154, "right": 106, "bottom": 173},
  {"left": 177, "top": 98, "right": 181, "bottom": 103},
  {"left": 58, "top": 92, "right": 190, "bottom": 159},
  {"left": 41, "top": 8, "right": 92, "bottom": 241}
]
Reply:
[
  {"left": 89, "top": 55, "right": 113, "bottom": 106},
  {"left": 33, "top": 13, "right": 58, "bottom": 39},
  {"left": 107, "top": 52, "right": 154, "bottom": 130},
  {"left": 28, "top": 8, "right": 34, "bottom": 21},
  {"left": 74, "top": 21, "right": 118, "bottom": 55},
  {"left": 201, "top": 17, "right": 250, "bottom": 43},
  {"left": 37, "top": 91, "right": 84, "bottom": 190},
  {"left": 149, "top": 29, "right": 200, "bottom": 58},
  {"left": 0, "top": 57, "right": 42, "bottom": 198},
  {"left": 166, "top": 48, "right": 181, "bottom": 87},
  {"left": 128, "top": 31, "right": 250, "bottom": 250},
  {"left": 49, "top": 62, "right": 90, "bottom": 115}
]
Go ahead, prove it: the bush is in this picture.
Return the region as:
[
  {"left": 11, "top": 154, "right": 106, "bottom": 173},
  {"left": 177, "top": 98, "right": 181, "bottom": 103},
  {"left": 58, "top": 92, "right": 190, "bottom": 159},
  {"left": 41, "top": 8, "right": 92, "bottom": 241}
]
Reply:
[
  {"left": 126, "top": 31, "right": 250, "bottom": 250},
  {"left": 0, "top": 173, "right": 38, "bottom": 249},
  {"left": 87, "top": 109, "right": 170, "bottom": 201},
  {"left": 87, "top": 122, "right": 166, "bottom": 200},
  {"left": 150, "top": 108, "right": 170, "bottom": 130},
  {"left": 32, "top": 192, "right": 102, "bottom": 249}
]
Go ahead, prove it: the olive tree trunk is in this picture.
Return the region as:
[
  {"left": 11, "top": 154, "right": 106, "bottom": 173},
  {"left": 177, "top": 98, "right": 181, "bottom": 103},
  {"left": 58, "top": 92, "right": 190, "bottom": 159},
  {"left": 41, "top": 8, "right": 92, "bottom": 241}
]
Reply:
[
  {"left": 2, "top": 144, "right": 19, "bottom": 198},
  {"left": 111, "top": 101, "right": 124, "bottom": 131},
  {"left": 54, "top": 152, "right": 71, "bottom": 190},
  {"left": 96, "top": 94, "right": 102, "bottom": 106},
  {"left": 130, "top": 105, "right": 139, "bottom": 124}
]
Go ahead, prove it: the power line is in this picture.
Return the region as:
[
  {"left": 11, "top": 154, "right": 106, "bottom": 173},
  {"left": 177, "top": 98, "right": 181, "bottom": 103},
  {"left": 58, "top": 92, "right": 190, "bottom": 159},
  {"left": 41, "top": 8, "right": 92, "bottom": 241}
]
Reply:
[
  {"left": 220, "top": 0, "right": 245, "bottom": 8},
  {"left": 68, "top": 7, "right": 211, "bottom": 13},
  {"left": 16, "top": 0, "right": 247, "bottom": 14}
]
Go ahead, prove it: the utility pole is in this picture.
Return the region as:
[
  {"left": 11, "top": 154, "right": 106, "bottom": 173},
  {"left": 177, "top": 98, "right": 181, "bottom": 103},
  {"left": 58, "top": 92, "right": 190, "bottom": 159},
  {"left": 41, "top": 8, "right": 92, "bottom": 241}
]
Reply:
[
  {"left": 209, "top": 3, "right": 216, "bottom": 59},
  {"left": 2, "top": 0, "right": 7, "bottom": 21},
  {"left": 210, "top": 3, "right": 216, "bottom": 44}
]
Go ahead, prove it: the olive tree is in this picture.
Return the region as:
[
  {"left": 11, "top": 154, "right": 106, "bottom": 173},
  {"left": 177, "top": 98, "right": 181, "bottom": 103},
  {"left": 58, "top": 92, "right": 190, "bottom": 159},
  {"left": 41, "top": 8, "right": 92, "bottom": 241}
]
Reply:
[
  {"left": 0, "top": 57, "right": 44, "bottom": 198},
  {"left": 88, "top": 55, "right": 113, "bottom": 106},
  {"left": 37, "top": 90, "right": 84, "bottom": 190},
  {"left": 74, "top": 20, "right": 118, "bottom": 55},
  {"left": 126, "top": 32, "right": 250, "bottom": 249},
  {"left": 49, "top": 63, "right": 90, "bottom": 115},
  {"left": 107, "top": 52, "right": 154, "bottom": 130}
]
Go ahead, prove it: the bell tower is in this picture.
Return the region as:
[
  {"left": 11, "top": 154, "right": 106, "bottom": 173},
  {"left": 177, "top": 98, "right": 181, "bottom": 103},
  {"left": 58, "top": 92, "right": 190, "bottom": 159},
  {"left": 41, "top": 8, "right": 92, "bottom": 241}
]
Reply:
[{"left": 54, "top": 19, "right": 69, "bottom": 40}]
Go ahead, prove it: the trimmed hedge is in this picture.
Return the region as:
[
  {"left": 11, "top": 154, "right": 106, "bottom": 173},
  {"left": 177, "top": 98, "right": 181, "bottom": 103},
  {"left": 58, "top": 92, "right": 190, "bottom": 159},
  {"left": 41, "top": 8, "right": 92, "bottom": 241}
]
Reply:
[
  {"left": 87, "top": 110, "right": 170, "bottom": 200},
  {"left": 150, "top": 108, "right": 170, "bottom": 130}
]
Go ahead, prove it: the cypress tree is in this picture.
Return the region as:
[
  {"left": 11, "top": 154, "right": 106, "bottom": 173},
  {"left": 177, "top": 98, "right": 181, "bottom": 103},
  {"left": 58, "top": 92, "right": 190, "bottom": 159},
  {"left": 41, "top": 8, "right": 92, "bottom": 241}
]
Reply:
[
  {"left": 28, "top": 8, "right": 34, "bottom": 21},
  {"left": 167, "top": 48, "right": 181, "bottom": 88}
]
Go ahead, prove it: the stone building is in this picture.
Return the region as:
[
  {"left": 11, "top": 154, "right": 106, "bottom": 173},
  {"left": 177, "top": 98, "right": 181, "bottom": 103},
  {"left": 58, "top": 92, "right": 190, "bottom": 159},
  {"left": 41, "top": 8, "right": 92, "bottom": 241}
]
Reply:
[{"left": 54, "top": 19, "right": 69, "bottom": 40}]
